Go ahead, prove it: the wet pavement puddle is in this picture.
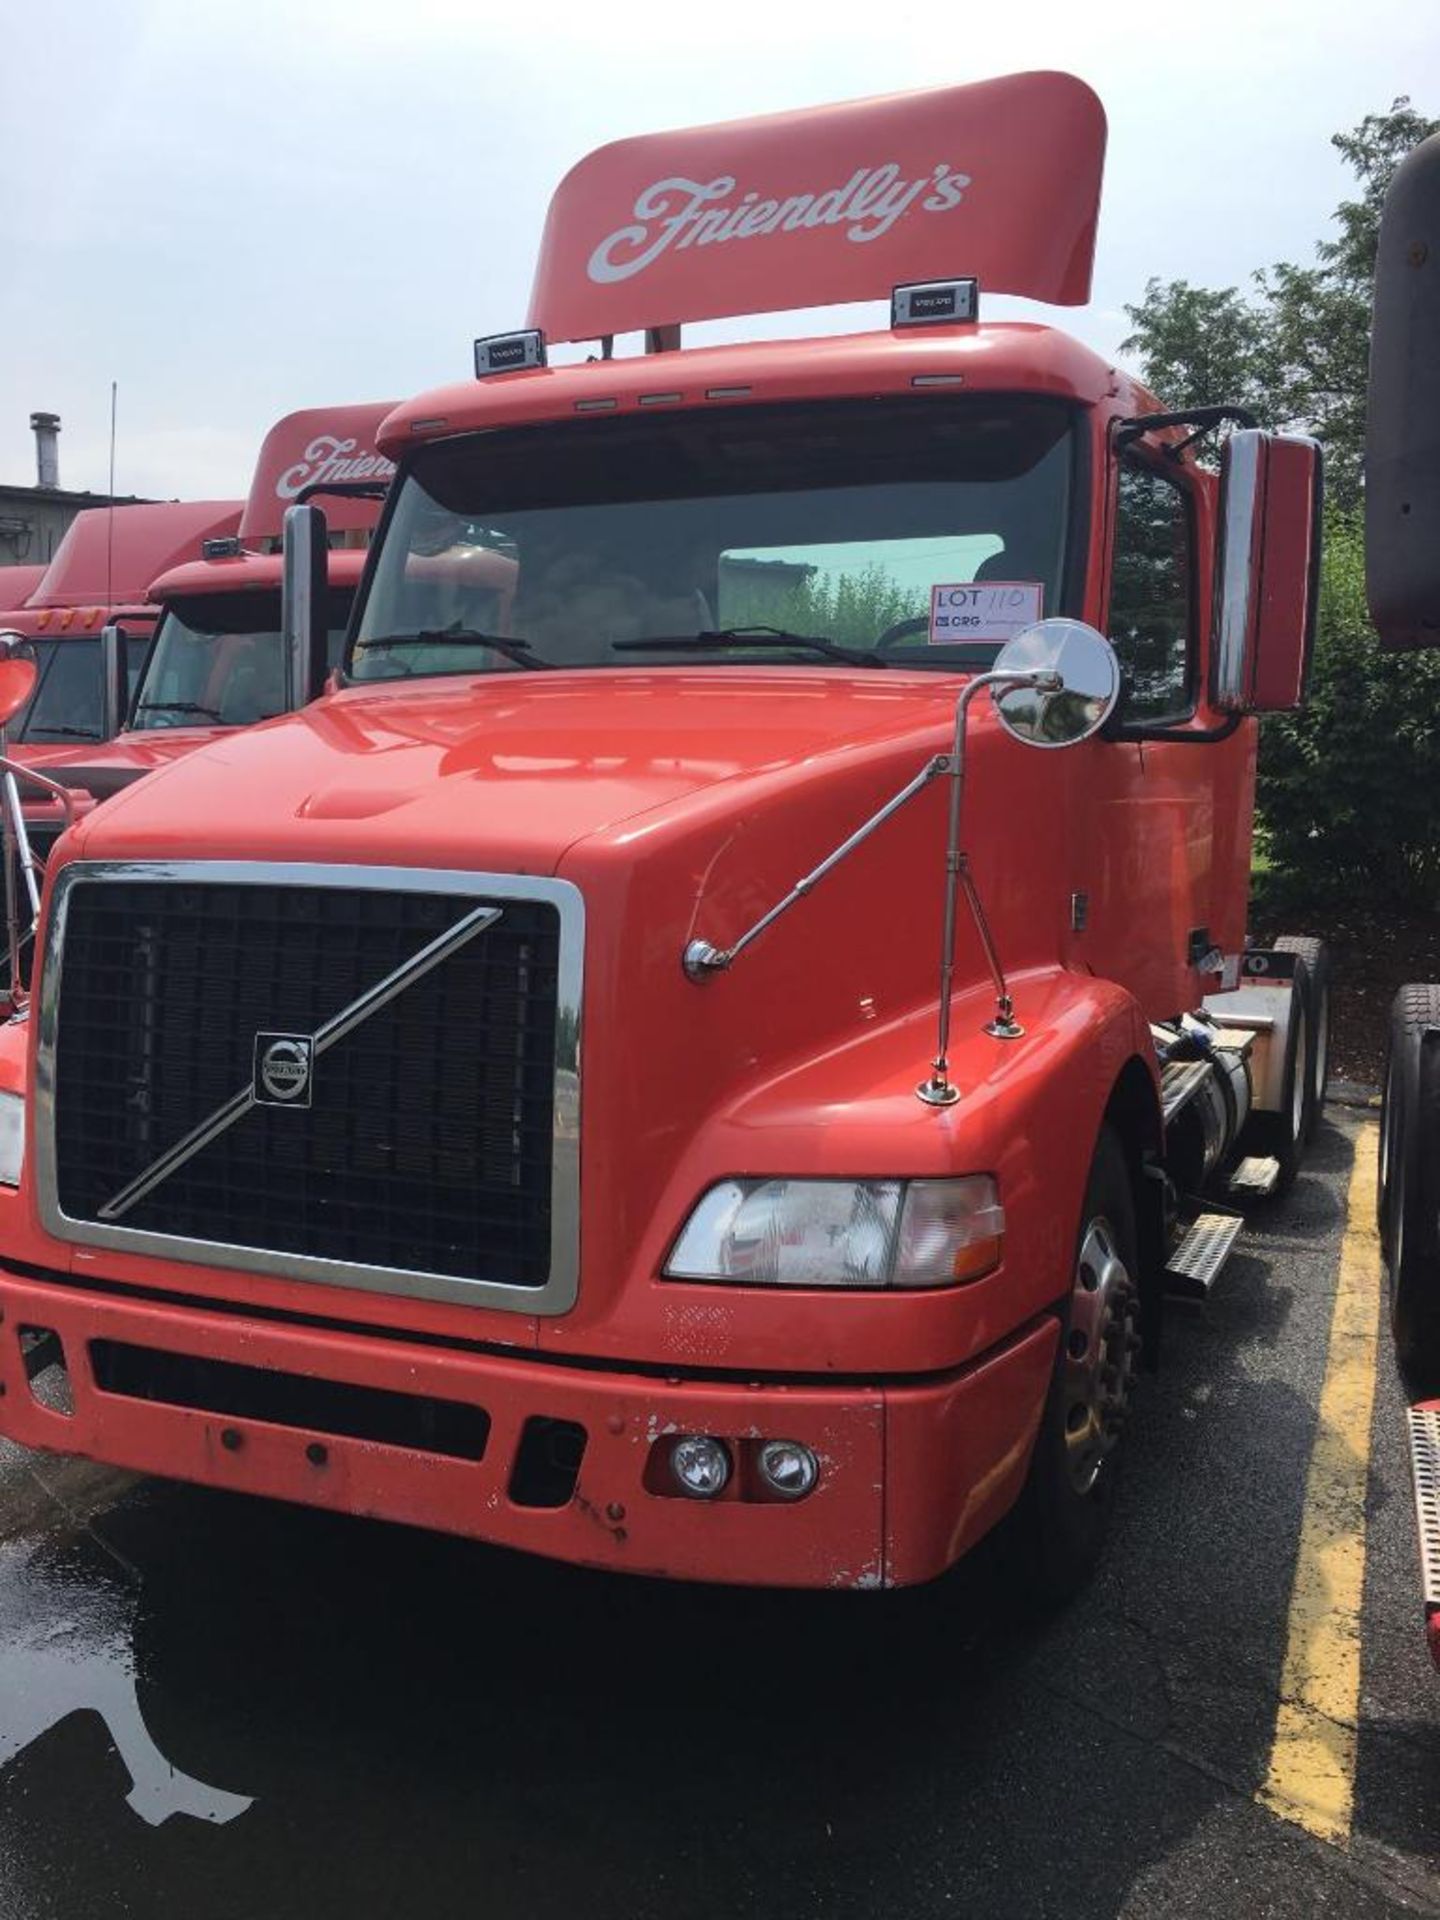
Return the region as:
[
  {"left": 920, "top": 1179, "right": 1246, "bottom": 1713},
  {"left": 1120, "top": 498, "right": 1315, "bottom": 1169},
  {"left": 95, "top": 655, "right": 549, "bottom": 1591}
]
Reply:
[{"left": 0, "top": 1535, "right": 253, "bottom": 1827}]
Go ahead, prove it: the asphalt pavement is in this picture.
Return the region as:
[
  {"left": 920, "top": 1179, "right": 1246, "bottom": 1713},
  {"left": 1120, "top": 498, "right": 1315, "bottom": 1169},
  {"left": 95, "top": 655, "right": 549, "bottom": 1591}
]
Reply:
[{"left": 0, "top": 1106, "right": 1436, "bottom": 1919}]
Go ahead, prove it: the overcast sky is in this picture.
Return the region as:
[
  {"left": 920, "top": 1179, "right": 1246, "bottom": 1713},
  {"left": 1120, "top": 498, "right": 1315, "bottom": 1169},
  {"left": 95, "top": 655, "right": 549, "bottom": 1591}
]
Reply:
[{"left": 1, "top": 0, "right": 1434, "bottom": 502}]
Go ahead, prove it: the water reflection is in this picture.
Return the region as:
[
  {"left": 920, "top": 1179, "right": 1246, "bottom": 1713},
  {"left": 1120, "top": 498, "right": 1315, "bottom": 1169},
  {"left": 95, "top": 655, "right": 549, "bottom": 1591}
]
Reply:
[{"left": 0, "top": 1538, "right": 253, "bottom": 1827}]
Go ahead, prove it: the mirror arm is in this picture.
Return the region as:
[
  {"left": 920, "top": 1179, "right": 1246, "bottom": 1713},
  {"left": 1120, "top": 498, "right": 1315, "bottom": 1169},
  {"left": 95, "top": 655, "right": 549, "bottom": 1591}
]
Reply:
[
  {"left": 682, "top": 753, "right": 950, "bottom": 980},
  {"left": 916, "top": 668, "right": 1060, "bottom": 1106},
  {"left": 0, "top": 748, "right": 75, "bottom": 1006},
  {"left": 1114, "top": 405, "right": 1260, "bottom": 458},
  {"left": 683, "top": 667, "right": 1056, "bottom": 987}
]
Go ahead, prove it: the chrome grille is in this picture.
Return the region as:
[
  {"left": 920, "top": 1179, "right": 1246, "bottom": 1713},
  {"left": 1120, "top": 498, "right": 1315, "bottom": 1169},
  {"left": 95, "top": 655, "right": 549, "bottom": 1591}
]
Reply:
[{"left": 37, "top": 862, "right": 583, "bottom": 1312}]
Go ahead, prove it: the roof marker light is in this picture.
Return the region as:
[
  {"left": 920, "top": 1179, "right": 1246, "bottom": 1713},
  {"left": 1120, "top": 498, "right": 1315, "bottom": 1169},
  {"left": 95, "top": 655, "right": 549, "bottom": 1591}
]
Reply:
[
  {"left": 474, "top": 329, "right": 547, "bottom": 378},
  {"left": 892, "top": 278, "right": 979, "bottom": 329},
  {"left": 574, "top": 398, "right": 618, "bottom": 412},
  {"left": 706, "top": 386, "right": 752, "bottom": 401},
  {"left": 638, "top": 392, "right": 682, "bottom": 407},
  {"left": 911, "top": 374, "right": 967, "bottom": 389},
  {"left": 201, "top": 536, "right": 243, "bottom": 560}
]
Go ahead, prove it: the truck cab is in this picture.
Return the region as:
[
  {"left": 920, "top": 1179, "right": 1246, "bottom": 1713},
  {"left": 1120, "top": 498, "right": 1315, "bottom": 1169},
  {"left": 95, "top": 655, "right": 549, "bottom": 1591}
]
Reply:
[
  {"left": 0, "top": 74, "right": 1326, "bottom": 1597},
  {"left": 0, "top": 500, "right": 243, "bottom": 752}
]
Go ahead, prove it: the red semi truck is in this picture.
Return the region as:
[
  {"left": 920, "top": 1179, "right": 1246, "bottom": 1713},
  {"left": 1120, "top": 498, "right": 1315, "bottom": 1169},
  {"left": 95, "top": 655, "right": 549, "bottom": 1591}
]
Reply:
[
  {"left": 0, "top": 407, "right": 396, "bottom": 987},
  {"left": 13, "top": 404, "right": 395, "bottom": 803},
  {"left": 0, "top": 73, "right": 1328, "bottom": 1596},
  {"left": 1366, "top": 130, "right": 1440, "bottom": 1664},
  {"left": 0, "top": 500, "right": 242, "bottom": 751}
]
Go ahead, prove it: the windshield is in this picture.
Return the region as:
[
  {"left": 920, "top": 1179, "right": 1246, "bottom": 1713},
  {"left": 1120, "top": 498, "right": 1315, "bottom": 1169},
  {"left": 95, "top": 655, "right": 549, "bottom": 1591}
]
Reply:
[
  {"left": 132, "top": 589, "right": 350, "bottom": 730},
  {"left": 12, "top": 632, "right": 151, "bottom": 743},
  {"left": 350, "top": 397, "right": 1079, "bottom": 680}
]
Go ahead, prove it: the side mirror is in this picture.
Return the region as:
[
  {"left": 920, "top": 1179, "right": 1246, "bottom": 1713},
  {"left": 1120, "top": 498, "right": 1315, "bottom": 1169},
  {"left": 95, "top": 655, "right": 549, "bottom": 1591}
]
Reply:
[
  {"left": 1211, "top": 429, "right": 1323, "bottom": 712},
  {"left": 990, "top": 619, "right": 1121, "bottom": 747},
  {"left": 99, "top": 624, "right": 129, "bottom": 739},
  {"left": 281, "top": 503, "right": 330, "bottom": 709},
  {"left": 1367, "top": 132, "right": 1440, "bottom": 650},
  {"left": 0, "top": 633, "right": 38, "bottom": 732}
]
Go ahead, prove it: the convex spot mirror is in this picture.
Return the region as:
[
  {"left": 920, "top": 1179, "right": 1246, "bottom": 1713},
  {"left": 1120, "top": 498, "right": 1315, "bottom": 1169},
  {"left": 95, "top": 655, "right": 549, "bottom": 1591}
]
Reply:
[
  {"left": 1212, "top": 428, "right": 1323, "bottom": 712},
  {"left": 990, "top": 618, "right": 1120, "bottom": 748},
  {"left": 0, "top": 634, "right": 38, "bottom": 728}
]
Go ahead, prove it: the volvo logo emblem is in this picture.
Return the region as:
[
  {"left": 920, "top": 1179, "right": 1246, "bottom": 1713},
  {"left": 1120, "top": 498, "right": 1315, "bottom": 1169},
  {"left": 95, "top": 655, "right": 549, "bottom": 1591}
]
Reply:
[{"left": 253, "top": 1033, "right": 314, "bottom": 1108}]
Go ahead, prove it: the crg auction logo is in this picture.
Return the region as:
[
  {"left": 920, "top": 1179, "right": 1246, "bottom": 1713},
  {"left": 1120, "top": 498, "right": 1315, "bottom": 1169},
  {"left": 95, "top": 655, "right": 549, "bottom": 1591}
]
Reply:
[
  {"left": 587, "top": 161, "right": 973, "bottom": 285},
  {"left": 275, "top": 435, "right": 396, "bottom": 500}
]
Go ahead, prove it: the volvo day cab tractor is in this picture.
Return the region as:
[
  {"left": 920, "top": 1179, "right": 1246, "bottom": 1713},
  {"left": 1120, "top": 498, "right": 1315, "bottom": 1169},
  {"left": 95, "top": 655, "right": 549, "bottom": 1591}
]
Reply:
[
  {"left": 1366, "top": 130, "right": 1440, "bottom": 1666},
  {"left": 0, "top": 500, "right": 242, "bottom": 752},
  {"left": 13, "top": 404, "right": 397, "bottom": 807},
  {"left": 0, "top": 407, "right": 396, "bottom": 996},
  {"left": 0, "top": 74, "right": 1328, "bottom": 1598}
]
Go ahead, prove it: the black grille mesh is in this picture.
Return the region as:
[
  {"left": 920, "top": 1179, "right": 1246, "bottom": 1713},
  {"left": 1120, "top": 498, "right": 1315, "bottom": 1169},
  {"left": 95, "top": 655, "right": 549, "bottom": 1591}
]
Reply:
[{"left": 53, "top": 878, "right": 559, "bottom": 1286}]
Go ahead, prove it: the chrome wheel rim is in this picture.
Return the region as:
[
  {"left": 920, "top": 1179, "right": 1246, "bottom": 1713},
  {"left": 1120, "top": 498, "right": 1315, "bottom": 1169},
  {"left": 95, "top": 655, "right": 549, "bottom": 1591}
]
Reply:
[{"left": 1061, "top": 1216, "right": 1139, "bottom": 1497}]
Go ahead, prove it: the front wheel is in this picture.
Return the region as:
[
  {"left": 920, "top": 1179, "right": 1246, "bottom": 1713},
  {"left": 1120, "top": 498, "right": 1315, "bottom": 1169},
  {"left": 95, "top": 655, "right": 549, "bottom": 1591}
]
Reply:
[{"left": 1003, "top": 1126, "right": 1141, "bottom": 1607}]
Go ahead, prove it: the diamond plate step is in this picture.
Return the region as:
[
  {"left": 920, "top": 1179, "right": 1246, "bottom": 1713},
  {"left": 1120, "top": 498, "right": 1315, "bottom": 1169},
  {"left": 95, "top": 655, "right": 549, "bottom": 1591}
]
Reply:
[
  {"left": 1165, "top": 1207, "right": 1244, "bottom": 1298},
  {"left": 1407, "top": 1406, "right": 1440, "bottom": 1616},
  {"left": 1229, "top": 1155, "right": 1281, "bottom": 1198}
]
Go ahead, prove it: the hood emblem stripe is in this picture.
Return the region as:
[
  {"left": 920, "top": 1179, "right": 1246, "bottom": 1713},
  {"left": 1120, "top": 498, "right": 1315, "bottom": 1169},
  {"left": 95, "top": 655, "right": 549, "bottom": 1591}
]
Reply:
[{"left": 97, "top": 902, "right": 504, "bottom": 1223}]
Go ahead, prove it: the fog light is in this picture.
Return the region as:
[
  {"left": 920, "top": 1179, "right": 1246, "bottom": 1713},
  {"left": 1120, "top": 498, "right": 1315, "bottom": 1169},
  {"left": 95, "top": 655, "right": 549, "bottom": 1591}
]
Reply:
[
  {"left": 757, "top": 1440, "right": 819, "bottom": 1500},
  {"left": 670, "top": 1434, "right": 731, "bottom": 1498}
]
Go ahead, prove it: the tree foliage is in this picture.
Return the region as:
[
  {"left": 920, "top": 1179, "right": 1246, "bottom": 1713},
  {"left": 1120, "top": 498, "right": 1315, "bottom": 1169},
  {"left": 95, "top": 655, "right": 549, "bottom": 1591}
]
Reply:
[
  {"left": 1259, "top": 518, "right": 1440, "bottom": 909},
  {"left": 1122, "top": 100, "right": 1438, "bottom": 507},
  {"left": 725, "top": 563, "right": 926, "bottom": 648},
  {"left": 1123, "top": 102, "right": 1440, "bottom": 909}
]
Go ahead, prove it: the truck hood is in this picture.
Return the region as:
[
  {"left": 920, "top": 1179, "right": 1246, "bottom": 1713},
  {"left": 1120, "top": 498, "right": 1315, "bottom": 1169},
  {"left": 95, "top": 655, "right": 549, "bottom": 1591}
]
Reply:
[
  {"left": 69, "top": 669, "right": 961, "bottom": 869},
  {"left": 19, "top": 731, "right": 218, "bottom": 804}
]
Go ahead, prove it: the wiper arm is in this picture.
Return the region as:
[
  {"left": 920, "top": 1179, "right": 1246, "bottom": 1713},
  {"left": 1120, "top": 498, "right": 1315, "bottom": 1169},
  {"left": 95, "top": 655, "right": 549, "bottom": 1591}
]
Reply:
[
  {"left": 135, "top": 701, "right": 224, "bottom": 722},
  {"left": 612, "top": 625, "right": 888, "bottom": 668},
  {"left": 355, "top": 627, "right": 549, "bottom": 672},
  {"left": 34, "top": 725, "right": 102, "bottom": 739}
]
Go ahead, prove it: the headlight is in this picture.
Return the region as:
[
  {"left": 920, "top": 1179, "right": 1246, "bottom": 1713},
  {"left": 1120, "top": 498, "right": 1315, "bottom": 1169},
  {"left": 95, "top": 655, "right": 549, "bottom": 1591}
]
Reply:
[
  {"left": 664, "top": 1175, "right": 1002, "bottom": 1289},
  {"left": 0, "top": 1090, "right": 24, "bottom": 1188}
]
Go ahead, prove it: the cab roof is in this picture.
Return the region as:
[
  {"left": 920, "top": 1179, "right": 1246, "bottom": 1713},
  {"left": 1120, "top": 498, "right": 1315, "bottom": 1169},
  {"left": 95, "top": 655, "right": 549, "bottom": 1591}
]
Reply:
[
  {"left": 27, "top": 500, "right": 242, "bottom": 609},
  {"left": 379, "top": 321, "right": 1139, "bottom": 459},
  {"left": 149, "top": 545, "right": 370, "bottom": 604}
]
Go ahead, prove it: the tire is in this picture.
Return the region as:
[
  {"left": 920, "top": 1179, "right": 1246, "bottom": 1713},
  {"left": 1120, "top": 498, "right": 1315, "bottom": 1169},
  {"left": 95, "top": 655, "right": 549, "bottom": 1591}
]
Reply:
[
  {"left": 1378, "top": 984, "right": 1440, "bottom": 1394},
  {"left": 1003, "top": 1126, "right": 1141, "bottom": 1608},
  {"left": 1272, "top": 935, "right": 1332, "bottom": 1141},
  {"left": 1246, "top": 959, "right": 1314, "bottom": 1198}
]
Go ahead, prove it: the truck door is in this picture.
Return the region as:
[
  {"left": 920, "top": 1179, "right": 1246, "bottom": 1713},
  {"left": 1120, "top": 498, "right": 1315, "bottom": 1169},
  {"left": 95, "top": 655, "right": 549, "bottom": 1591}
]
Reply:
[{"left": 1071, "top": 438, "right": 1227, "bottom": 1019}]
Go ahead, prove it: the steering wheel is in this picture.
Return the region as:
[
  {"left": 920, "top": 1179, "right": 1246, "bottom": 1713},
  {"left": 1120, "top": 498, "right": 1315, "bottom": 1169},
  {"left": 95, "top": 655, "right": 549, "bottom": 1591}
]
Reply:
[{"left": 875, "top": 615, "right": 931, "bottom": 651}]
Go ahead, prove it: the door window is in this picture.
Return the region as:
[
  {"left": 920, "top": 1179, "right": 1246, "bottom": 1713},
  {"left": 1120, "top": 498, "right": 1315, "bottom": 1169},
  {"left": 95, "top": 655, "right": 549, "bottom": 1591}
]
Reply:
[{"left": 1108, "top": 458, "right": 1194, "bottom": 725}]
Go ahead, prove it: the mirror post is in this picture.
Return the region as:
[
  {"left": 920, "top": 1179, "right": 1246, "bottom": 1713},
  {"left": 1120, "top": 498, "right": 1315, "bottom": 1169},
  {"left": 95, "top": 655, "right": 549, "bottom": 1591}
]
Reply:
[
  {"left": 282, "top": 504, "right": 330, "bottom": 710},
  {"left": 917, "top": 668, "right": 1058, "bottom": 1108}
]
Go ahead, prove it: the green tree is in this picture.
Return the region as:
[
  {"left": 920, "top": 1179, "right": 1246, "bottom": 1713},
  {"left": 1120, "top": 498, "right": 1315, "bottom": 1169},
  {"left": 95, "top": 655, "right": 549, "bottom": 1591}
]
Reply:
[
  {"left": 1258, "top": 518, "right": 1440, "bottom": 908},
  {"left": 1121, "top": 99, "right": 1438, "bottom": 506}
]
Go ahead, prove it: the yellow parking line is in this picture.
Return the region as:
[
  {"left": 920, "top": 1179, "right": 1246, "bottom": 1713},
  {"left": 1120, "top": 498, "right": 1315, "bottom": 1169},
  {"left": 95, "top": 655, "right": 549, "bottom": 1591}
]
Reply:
[{"left": 1258, "top": 1124, "right": 1382, "bottom": 1845}]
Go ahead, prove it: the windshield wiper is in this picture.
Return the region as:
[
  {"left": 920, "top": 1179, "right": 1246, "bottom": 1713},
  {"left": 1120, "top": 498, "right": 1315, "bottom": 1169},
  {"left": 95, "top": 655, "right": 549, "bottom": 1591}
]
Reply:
[
  {"left": 135, "top": 701, "right": 224, "bottom": 722},
  {"left": 355, "top": 628, "right": 548, "bottom": 672},
  {"left": 34, "top": 725, "right": 102, "bottom": 739},
  {"left": 612, "top": 625, "right": 889, "bottom": 668}
]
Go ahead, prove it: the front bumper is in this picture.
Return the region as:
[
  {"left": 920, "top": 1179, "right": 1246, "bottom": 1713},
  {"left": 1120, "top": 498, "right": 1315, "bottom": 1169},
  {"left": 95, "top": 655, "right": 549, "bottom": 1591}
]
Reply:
[{"left": 0, "top": 1268, "right": 1056, "bottom": 1590}]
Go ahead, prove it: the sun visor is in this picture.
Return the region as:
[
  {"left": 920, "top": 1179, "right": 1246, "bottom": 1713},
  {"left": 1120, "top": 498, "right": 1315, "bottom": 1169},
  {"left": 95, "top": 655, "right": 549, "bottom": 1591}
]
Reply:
[
  {"left": 239, "top": 402, "right": 398, "bottom": 543},
  {"left": 528, "top": 71, "right": 1106, "bottom": 344}
]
